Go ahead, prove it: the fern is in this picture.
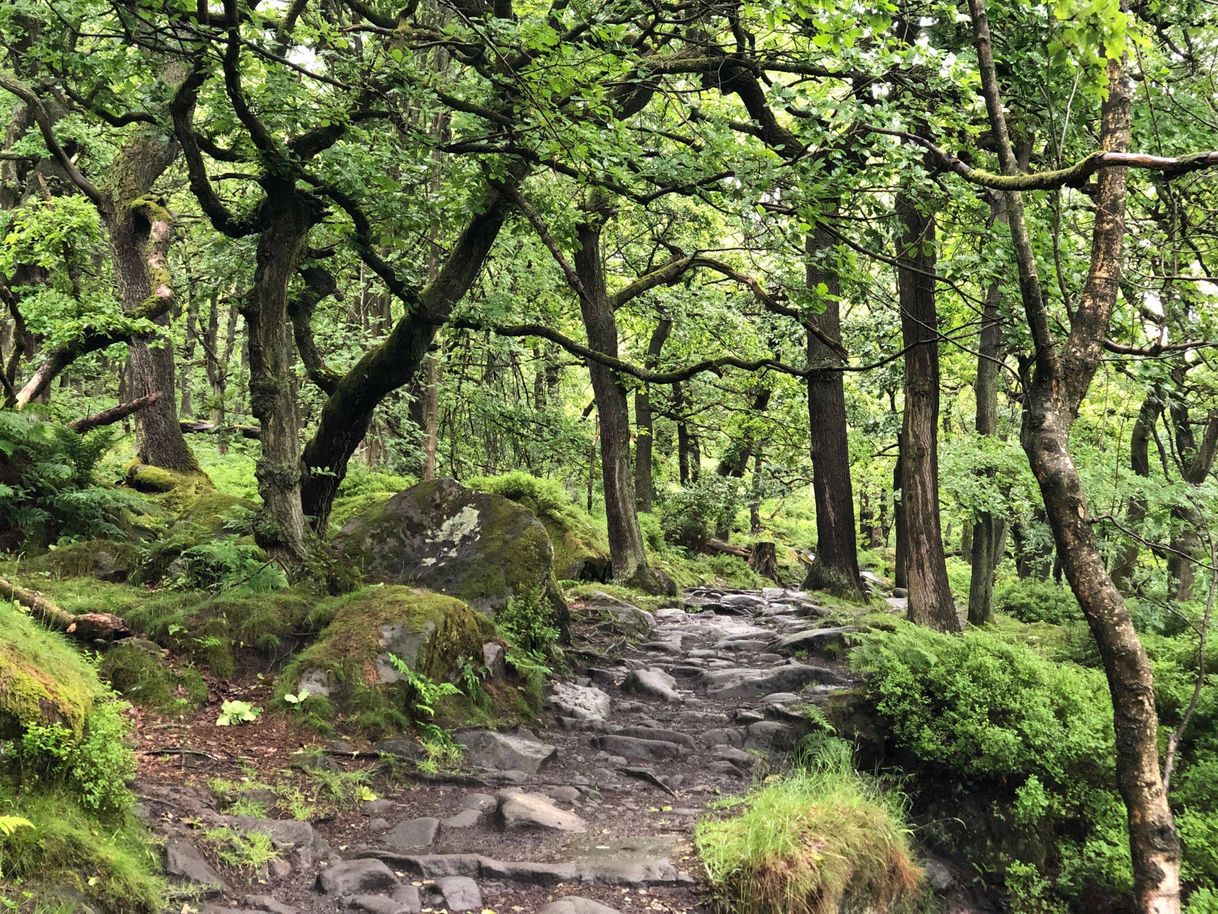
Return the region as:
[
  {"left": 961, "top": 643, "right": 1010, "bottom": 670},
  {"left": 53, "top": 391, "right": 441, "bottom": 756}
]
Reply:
[{"left": 0, "top": 816, "right": 33, "bottom": 837}]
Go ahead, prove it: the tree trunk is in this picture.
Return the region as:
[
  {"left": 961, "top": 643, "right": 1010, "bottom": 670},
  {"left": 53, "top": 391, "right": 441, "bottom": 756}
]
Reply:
[
  {"left": 895, "top": 195, "right": 959, "bottom": 631},
  {"left": 634, "top": 317, "right": 672, "bottom": 513},
  {"left": 104, "top": 136, "right": 199, "bottom": 473},
  {"left": 802, "top": 223, "right": 863, "bottom": 598},
  {"left": 675, "top": 381, "right": 697, "bottom": 485},
  {"left": 967, "top": 208, "right": 1006, "bottom": 625},
  {"left": 893, "top": 440, "right": 907, "bottom": 590},
  {"left": 243, "top": 182, "right": 317, "bottom": 563},
  {"left": 749, "top": 541, "right": 779, "bottom": 582},
  {"left": 573, "top": 213, "right": 658, "bottom": 590},
  {"left": 1110, "top": 393, "right": 1161, "bottom": 589},
  {"left": 967, "top": 0, "right": 1181, "bottom": 902}
]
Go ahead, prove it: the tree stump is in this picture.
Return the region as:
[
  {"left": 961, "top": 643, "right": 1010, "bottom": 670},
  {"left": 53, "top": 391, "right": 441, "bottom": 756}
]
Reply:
[{"left": 748, "top": 541, "right": 779, "bottom": 582}]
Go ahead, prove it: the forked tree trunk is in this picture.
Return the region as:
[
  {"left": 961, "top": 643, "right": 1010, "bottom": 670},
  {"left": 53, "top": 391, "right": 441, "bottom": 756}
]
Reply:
[
  {"left": 895, "top": 194, "right": 959, "bottom": 631},
  {"left": 802, "top": 222, "right": 863, "bottom": 599},
  {"left": 967, "top": 0, "right": 1181, "bottom": 905}
]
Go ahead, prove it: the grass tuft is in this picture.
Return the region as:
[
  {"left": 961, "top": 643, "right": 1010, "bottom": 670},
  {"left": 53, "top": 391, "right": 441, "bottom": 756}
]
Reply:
[{"left": 696, "top": 737, "right": 922, "bottom": 914}]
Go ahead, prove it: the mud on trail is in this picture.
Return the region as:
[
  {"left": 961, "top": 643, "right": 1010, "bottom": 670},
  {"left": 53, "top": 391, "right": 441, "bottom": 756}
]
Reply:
[{"left": 138, "top": 587, "right": 858, "bottom": 914}]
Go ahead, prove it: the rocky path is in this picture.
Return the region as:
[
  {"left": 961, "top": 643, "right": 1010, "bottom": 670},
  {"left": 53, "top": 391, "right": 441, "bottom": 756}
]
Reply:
[{"left": 145, "top": 586, "right": 859, "bottom": 914}]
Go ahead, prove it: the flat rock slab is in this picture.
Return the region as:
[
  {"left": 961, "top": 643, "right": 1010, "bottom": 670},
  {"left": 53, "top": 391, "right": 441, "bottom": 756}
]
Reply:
[
  {"left": 701, "top": 663, "right": 846, "bottom": 698},
  {"left": 166, "top": 836, "right": 229, "bottom": 897},
  {"left": 772, "top": 626, "right": 858, "bottom": 655},
  {"left": 621, "top": 668, "right": 682, "bottom": 703},
  {"left": 498, "top": 789, "right": 587, "bottom": 832},
  {"left": 538, "top": 898, "right": 623, "bottom": 914},
  {"left": 455, "top": 730, "right": 557, "bottom": 774},
  {"left": 591, "top": 734, "right": 683, "bottom": 761},
  {"left": 382, "top": 816, "right": 440, "bottom": 851},
  {"left": 549, "top": 682, "right": 612, "bottom": 722},
  {"left": 318, "top": 859, "right": 399, "bottom": 896},
  {"left": 356, "top": 852, "right": 692, "bottom": 886},
  {"left": 431, "top": 876, "right": 483, "bottom": 912}
]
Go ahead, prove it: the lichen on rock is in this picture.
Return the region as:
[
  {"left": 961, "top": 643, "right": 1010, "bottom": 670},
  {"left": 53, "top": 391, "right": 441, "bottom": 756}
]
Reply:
[{"left": 333, "top": 478, "right": 567, "bottom": 621}]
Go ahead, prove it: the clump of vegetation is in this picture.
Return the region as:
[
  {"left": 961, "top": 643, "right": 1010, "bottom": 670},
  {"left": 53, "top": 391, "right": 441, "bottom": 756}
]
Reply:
[
  {"left": 97, "top": 641, "right": 207, "bottom": 715},
  {"left": 995, "top": 579, "right": 1082, "bottom": 625},
  {"left": 0, "top": 412, "right": 146, "bottom": 550},
  {"left": 496, "top": 587, "right": 562, "bottom": 694},
  {"left": 852, "top": 621, "right": 1133, "bottom": 906},
  {"left": 200, "top": 825, "right": 280, "bottom": 875},
  {"left": 0, "top": 603, "right": 162, "bottom": 911},
  {"left": 696, "top": 736, "right": 922, "bottom": 914}
]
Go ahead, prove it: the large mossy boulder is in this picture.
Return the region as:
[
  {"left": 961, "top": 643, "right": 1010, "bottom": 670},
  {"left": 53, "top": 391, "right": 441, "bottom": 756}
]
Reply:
[
  {"left": 334, "top": 478, "right": 566, "bottom": 619},
  {"left": 0, "top": 601, "right": 102, "bottom": 737},
  {"left": 281, "top": 585, "right": 494, "bottom": 733}
]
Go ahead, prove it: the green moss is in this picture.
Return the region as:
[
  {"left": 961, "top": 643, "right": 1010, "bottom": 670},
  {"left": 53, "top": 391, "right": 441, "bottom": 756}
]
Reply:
[
  {"left": 26, "top": 539, "right": 142, "bottom": 582},
  {"left": 0, "top": 781, "right": 162, "bottom": 913},
  {"left": 0, "top": 602, "right": 102, "bottom": 737},
  {"left": 124, "top": 462, "right": 210, "bottom": 495},
  {"left": 97, "top": 641, "right": 207, "bottom": 715},
  {"left": 279, "top": 585, "right": 493, "bottom": 736}
]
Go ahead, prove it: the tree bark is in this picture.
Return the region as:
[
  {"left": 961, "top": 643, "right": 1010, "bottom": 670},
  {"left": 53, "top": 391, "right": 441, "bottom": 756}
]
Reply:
[
  {"left": 573, "top": 211, "right": 659, "bottom": 590},
  {"left": 243, "top": 181, "right": 318, "bottom": 563},
  {"left": 802, "top": 222, "right": 863, "bottom": 598},
  {"left": 895, "top": 195, "right": 959, "bottom": 631},
  {"left": 634, "top": 317, "right": 672, "bottom": 513},
  {"left": 1110, "top": 393, "right": 1162, "bottom": 589},
  {"left": 675, "top": 381, "right": 698, "bottom": 485}
]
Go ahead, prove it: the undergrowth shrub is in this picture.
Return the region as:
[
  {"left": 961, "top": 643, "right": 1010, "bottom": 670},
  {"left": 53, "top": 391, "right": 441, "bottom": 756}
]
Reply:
[
  {"left": 696, "top": 735, "right": 922, "bottom": 914},
  {"left": 0, "top": 411, "right": 144, "bottom": 547},
  {"left": 852, "top": 621, "right": 1130, "bottom": 908},
  {"left": 995, "top": 579, "right": 1081, "bottom": 624}
]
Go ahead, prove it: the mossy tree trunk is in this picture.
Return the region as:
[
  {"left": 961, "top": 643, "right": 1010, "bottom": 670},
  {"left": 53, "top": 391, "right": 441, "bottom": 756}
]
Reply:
[
  {"left": 633, "top": 317, "right": 671, "bottom": 513},
  {"left": 895, "top": 193, "right": 959, "bottom": 632},
  {"left": 243, "top": 180, "right": 319, "bottom": 565}
]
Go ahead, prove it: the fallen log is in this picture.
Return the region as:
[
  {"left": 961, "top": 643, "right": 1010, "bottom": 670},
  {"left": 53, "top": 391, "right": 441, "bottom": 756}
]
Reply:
[
  {"left": 705, "top": 537, "right": 751, "bottom": 558},
  {"left": 179, "top": 419, "right": 261, "bottom": 440},
  {"left": 0, "top": 575, "right": 131, "bottom": 644},
  {"left": 69, "top": 392, "right": 161, "bottom": 433}
]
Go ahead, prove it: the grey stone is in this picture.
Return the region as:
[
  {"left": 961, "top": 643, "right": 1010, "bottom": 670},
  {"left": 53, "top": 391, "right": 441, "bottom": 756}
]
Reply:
[
  {"left": 392, "top": 884, "right": 423, "bottom": 913},
  {"left": 221, "top": 816, "right": 330, "bottom": 869},
  {"left": 497, "top": 789, "right": 587, "bottom": 832},
  {"left": 333, "top": 477, "right": 565, "bottom": 618},
  {"left": 341, "top": 897, "right": 402, "bottom": 914},
  {"left": 548, "top": 682, "right": 612, "bottom": 722},
  {"left": 383, "top": 816, "right": 440, "bottom": 851},
  {"left": 441, "top": 808, "right": 483, "bottom": 828},
  {"left": 318, "top": 859, "right": 399, "bottom": 895},
  {"left": 612, "top": 725, "right": 695, "bottom": 748},
  {"left": 483, "top": 641, "right": 507, "bottom": 679},
  {"left": 590, "top": 734, "right": 682, "bottom": 762},
  {"left": 538, "top": 898, "right": 623, "bottom": 914},
  {"left": 436, "top": 875, "right": 483, "bottom": 912},
  {"left": 455, "top": 729, "right": 557, "bottom": 774},
  {"left": 745, "top": 720, "right": 801, "bottom": 751},
  {"left": 772, "top": 626, "right": 857, "bottom": 656},
  {"left": 701, "top": 663, "right": 846, "bottom": 698},
  {"left": 165, "top": 837, "right": 229, "bottom": 896},
  {"left": 621, "top": 668, "right": 682, "bottom": 703},
  {"left": 242, "top": 896, "right": 298, "bottom": 914}
]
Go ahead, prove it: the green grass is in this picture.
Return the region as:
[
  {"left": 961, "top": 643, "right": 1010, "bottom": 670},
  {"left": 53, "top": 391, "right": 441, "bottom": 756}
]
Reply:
[
  {"left": 0, "top": 782, "right": 162, "bottom": 913},
  {"left": 696, "top": 738, "right": 923, "bottom": 914}
]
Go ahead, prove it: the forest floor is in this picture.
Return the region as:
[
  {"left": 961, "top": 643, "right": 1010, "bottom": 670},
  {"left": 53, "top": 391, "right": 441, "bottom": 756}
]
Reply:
[{"left": 134, "top": 586, "right": 863, "bottom": 914}]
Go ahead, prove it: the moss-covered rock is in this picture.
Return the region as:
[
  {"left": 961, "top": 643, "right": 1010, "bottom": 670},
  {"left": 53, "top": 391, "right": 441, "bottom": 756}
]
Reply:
[
  {"left": 0, "top": 601, "right": 102, "bottom": 737},
  {"left": 125, "top": 462, "right": 211, "bottom": 495},
  {"left": 28, "top": 538, "right": 143, "bottom": 583},
  {"left": 279, "top": 585, "right": 493, "bottom": 735},
  {"left": 333, "top": 478, "right": 566, "bottom": 620}
]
